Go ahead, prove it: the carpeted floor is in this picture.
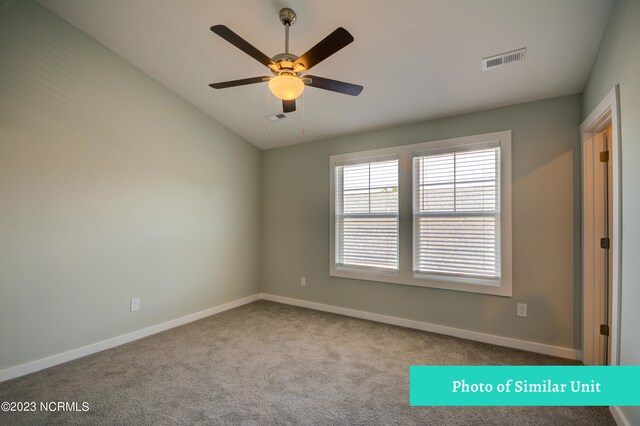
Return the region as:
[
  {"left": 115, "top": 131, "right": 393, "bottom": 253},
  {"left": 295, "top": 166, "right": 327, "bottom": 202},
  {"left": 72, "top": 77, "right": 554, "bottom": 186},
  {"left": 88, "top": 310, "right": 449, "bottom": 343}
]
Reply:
[{"left": 0, "top": 300, "right": 615, "bottom": 425}]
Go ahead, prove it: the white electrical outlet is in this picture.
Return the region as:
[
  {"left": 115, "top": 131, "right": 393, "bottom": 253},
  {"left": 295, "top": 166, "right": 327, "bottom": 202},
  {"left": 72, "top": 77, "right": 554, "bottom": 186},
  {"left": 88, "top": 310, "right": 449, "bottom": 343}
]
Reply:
[
  {"left": 300, "top": 276, "right": 306, "bottom": 287},
  {"left": 131, "top": 297, "right": 140, "bottom": 312},
  {"left": 517, "top": 303, "right": 527, "bottom": 317}
]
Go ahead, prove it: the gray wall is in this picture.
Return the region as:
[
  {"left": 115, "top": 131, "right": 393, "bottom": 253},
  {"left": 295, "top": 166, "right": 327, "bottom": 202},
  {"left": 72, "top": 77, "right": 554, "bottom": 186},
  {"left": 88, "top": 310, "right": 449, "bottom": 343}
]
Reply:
[
  {"left": 0, "top": 1, "right": 261, "bottom": 370},
  {"left": 262, "top": 94, "right": 582, "bottom": 350},
  {"left": 583, "top": 0, "right": 640, "bottom": 423}
]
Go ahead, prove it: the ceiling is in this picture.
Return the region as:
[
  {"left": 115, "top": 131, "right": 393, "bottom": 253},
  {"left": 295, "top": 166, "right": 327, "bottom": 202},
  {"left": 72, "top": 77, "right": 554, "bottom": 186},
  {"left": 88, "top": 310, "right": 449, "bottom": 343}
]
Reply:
[{"left": 38, "top": 0, "right": 613, "bottom": 150}]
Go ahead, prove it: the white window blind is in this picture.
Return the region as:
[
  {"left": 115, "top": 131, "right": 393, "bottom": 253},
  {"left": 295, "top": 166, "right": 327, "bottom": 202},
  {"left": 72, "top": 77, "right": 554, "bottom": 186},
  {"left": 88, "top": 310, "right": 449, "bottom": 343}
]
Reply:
[
  {"left": 413, "top": 143, "right": 501, "bottom": 280},
  {"left": 335, "top": 157, "right": 399, "bottom": 271}
]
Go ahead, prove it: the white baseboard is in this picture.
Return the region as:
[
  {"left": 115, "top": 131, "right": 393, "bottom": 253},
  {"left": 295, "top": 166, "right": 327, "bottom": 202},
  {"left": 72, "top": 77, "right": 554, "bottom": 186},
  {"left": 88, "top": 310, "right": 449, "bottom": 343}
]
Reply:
[
  {"left": 1, "top": 292, "right": 581, "bottom": 383},
  {"left": 260, "top": 293, "right": 581, "bottom": 360},
  {"left": 610, "top": 406, "right": 631, "bottom": 426},
  {"left": 0, "top": 293, "right": 260, "bottom": 383}
]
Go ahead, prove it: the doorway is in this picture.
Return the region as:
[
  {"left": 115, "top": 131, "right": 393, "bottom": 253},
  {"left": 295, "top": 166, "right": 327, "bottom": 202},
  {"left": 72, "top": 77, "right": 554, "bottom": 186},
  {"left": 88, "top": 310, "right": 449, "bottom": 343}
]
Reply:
[{"left": 581, "top": 86, "right": 621, "bottom": 366}]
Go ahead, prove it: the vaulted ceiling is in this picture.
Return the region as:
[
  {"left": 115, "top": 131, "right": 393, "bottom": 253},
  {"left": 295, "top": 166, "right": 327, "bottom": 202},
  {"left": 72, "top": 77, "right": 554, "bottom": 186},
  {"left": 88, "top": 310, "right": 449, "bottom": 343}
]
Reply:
[{"left": 39, "top": 0, "right": 613, "bottom": 149}]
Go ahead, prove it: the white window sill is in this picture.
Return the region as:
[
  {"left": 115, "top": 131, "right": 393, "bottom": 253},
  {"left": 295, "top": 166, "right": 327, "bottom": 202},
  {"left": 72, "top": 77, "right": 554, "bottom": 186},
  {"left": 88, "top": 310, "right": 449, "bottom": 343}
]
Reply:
[{"left": 330, "top": 266, "right": 512, "bottom": 297}]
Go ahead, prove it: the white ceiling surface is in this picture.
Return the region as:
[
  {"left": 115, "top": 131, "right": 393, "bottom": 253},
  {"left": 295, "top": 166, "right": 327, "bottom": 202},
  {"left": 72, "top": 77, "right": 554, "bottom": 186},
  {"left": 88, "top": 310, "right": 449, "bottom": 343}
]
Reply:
[{"left": 39, "top": 0, "right": 613, "bottom": 150}]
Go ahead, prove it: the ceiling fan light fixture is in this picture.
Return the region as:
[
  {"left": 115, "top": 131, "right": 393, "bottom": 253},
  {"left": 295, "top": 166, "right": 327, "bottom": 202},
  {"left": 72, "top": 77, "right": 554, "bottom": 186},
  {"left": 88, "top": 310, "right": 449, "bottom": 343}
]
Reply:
[
  {"left": 268, "top": 74, "right": 305, "bottom": 100},
  {"left": 209, "top": 8, "right": 362, "bottom": 115}
]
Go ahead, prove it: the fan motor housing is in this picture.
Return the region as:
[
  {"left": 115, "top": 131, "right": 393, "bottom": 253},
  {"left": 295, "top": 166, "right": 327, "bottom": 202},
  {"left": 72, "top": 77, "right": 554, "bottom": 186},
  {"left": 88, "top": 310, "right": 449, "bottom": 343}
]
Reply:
[
  {"left": 272, "top": 53, "right": 298, "bottom": 63},
  {"left": 271, "top": 53, "right": 300, "bottom": 75}
]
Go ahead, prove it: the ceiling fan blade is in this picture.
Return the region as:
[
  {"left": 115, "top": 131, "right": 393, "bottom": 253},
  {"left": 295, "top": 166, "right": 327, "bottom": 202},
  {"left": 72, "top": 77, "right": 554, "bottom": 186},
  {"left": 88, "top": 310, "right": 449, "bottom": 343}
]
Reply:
[
  {"left": 294, "top": 27, "right": 354, "bottom": 72},
  {"left": 282, "top": 99, "right": 296, "bottom": 113},
  {"left": 209, "top": 76, "right": 269, "bottom": 89},
  {"left": 211, "top": 25, "right": 276, "bottom": 69},
  {"left": 303, "top": 75, "right": 363, "bottom": 96}
]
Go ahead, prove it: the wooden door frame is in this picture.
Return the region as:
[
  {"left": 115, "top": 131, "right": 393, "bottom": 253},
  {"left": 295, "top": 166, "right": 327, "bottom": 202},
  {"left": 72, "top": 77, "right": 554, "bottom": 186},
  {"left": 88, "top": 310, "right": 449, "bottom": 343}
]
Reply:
[{"left": 580, "top": 86, "right": 622, "bottom": 366}]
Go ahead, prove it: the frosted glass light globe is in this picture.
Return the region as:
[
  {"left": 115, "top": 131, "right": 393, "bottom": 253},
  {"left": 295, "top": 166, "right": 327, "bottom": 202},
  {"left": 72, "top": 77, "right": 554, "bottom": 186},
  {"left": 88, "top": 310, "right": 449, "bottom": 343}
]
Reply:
[{"left": 268, "top": 75, "right": 305, "bottom": 100}]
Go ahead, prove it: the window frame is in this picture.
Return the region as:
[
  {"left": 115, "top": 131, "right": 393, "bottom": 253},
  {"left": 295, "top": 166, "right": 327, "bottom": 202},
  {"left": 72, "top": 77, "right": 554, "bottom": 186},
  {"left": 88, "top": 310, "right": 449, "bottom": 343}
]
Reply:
[
  {"left": 329, "top": 130, "right": 512, "bottom": 297},
  {"left": 413, "top": 141, "right": 502, "bottom": 285},
  {"left": 334, "top": 155, "right": 400, "bottom": 273}
]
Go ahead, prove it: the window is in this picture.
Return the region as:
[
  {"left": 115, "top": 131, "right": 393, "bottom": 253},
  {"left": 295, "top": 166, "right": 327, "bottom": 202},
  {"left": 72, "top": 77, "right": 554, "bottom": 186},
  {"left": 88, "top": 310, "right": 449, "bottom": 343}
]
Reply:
[
  {"left": 413, "top": 143, "right": 501, "bottom": 284},
  {"left": 330, "top": 131, "right": 512, "bottom": 296},
  {"left": 334, "top": 157, "right": 399, "bottom": 272}
]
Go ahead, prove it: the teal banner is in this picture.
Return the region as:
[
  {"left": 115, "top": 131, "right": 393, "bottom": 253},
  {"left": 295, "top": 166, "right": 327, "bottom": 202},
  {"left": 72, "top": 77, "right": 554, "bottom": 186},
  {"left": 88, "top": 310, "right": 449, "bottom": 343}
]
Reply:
[{"left": 410, "top": 366, "right": 640, "bottom": 406}]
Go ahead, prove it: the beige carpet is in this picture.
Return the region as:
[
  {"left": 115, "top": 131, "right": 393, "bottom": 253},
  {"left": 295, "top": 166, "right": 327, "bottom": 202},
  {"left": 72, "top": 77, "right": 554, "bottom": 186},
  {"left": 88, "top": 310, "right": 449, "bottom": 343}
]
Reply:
[{"left": 0, "top": 300, "right": 614, "bottom": 425}]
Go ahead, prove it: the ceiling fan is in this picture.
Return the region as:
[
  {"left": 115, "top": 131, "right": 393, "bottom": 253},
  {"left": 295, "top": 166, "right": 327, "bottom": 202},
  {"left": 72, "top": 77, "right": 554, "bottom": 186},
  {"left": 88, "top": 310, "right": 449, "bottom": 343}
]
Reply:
[{"left": 209, "top": 8, "right": 363, "bottom": 113}]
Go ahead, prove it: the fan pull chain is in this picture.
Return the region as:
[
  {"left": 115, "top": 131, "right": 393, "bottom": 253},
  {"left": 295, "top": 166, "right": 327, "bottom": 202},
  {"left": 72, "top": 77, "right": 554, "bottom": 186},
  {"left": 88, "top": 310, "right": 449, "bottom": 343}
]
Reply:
[
  {"left": 266, "top": 84, "right": 271, "bottom": 131},
  {"left": 301, "top": 90, "right": 306, "bottom": 134}
]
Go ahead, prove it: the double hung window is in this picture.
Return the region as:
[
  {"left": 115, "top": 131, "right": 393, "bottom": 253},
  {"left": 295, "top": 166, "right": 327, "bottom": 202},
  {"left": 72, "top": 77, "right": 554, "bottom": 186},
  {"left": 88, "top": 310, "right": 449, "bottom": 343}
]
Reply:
[
  {"left": 334, "top": 157, "right": 399, "bottom": 272},
  {"left": 413, "top": 143, "right": 501, "bottom": 284},
  {"left": 330, "top": 131, "right": 512, "bottom": 296}
]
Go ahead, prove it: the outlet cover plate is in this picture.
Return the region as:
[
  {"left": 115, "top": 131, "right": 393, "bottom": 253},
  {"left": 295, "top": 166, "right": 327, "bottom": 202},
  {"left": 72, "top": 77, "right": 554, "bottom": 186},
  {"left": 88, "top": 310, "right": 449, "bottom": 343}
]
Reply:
[
  {"left": 517, "top": 303, "right": 527, "bottom": 317},
  {"left": 131, "top": 298, "right": 140, "bottom": 312}
]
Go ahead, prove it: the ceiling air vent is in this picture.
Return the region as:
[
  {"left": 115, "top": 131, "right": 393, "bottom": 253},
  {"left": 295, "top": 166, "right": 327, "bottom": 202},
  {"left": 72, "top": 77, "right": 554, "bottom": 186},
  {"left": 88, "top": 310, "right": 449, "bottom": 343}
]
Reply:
[
  {"left": 266, "top": 112, "right": 287, "bottom": 122},
  {"left": 482, "top": 48, "right": 526, "bottom": 70}
]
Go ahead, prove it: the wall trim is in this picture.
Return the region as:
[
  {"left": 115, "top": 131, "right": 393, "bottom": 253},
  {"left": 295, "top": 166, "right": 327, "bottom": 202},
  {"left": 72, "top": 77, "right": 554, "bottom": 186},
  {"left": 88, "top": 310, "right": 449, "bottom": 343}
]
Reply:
[
  {"left": 610, "top": 406, "right": 631, "bottom": 426},
  {"left": 0, "top": 293, "right": 260, "bottom": 383},
  {"left": 260, "top": 293, "right": 581, "bottom": 360},
  {"left": 1, "top": 291, "right": 582, "bottom": 383}
]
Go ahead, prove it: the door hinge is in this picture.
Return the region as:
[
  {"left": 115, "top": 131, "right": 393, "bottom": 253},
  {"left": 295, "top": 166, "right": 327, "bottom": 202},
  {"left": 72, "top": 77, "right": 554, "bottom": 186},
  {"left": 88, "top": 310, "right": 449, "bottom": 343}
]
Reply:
[
  {"left": 600, "top": 150, "right": 609, "bottom": 162},
  {"left": 600, "top": 238, "right": 610, "bottom": 249},
  {"left": 600, "top": 324, "right": 610, "bottom": 336}
]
